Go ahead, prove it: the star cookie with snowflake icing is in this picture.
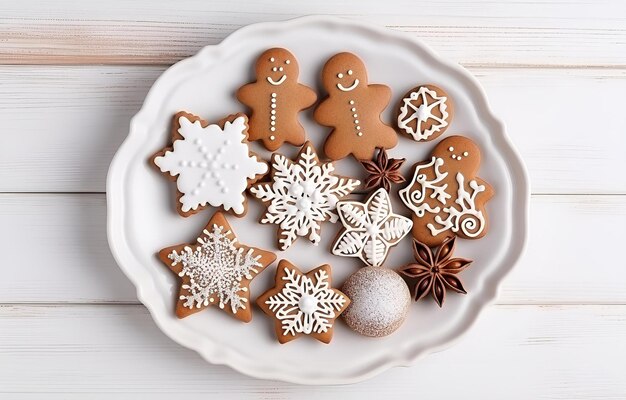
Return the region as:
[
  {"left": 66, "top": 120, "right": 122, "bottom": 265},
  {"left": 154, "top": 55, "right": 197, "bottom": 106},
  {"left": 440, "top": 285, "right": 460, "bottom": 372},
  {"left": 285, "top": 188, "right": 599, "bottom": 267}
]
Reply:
[
  {"left": 257, "top": 260, "right": 350, "bottom": 344},
  {"left": 250, "top": 141, "right": 360, "bottom": 250},
  {"left": 152, "top": 112, "right": 268, "bottom": 217},
  {"left": 332, "top": 188, "right": 413, "bottom": 267},
  {"left": 396, "top": 84, "right": 453, "bottom": 142},
  {"left": 158, "top": 212, "right": 276, "bottom": 321}
]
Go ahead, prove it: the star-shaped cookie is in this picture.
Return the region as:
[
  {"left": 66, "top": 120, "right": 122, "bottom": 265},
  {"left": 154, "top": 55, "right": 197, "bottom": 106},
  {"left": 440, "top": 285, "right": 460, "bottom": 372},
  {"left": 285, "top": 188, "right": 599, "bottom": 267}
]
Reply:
[
  {"left": 257, "top": 260, "right": 350, "bottom": 344},
  {"left": 332, "top": 188, "right": 413, "bottom": 267},
  {"left": 158, "top": 212, "right": 276, "bottom": 322}
]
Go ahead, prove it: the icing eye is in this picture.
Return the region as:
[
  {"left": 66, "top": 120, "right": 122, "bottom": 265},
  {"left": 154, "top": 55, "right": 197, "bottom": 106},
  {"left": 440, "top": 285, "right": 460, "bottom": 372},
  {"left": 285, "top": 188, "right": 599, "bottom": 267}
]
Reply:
[
  {"left": 348, "top": 70, "right": 353, "bottom": 75},
  {"left": 285, "top": 60, "right": 290, "bottom": 64},
  {"left": 272, "top": 67, "right": 278, "bottom": 72},
  {"left": 279, "top": 67, "right": 284, "bottom": 71},
  {"left": 337, "top": 73, "right": 344, "bottom": 79},
  {"left": 270, "top": 57, "right": 275, "bottom": 62},
  {"left": 463, "top": 151, "right": 469, "bottom": 156},
  {"left": 448, "top": 146, "right": 454, "bottom": 151}
]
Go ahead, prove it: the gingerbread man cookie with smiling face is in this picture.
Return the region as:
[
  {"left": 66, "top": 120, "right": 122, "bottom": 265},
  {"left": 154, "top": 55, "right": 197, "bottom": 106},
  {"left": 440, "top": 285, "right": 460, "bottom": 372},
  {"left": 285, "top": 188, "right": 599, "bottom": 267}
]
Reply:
[
  {"left": 237, "top": 48, "right": 317, "bottom": 151},
  {"left": 399, "top": 136, "right": 494, "bottom": 247},
  {"left": 314, "top": 52, "right": 398, "bottom": 161}
]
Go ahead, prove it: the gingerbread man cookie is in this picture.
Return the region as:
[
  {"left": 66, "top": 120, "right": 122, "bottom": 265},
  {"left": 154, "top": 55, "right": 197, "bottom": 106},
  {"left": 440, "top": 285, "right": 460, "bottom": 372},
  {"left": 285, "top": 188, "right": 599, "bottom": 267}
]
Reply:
[
  {"left": 257, "top": 260, "right": 350, "bottom": 344},
  {"left": 399, "top": 136, "right": 494, "bottom": 247},
  {"left": 314, "top": 52, "right": 398, "bottom": 160},
  {"left": 152, "top": 112, "right": 267, "bottom": 217},
  {"left": 237, "top": 48, "right": 317, "bottom": 151},
  {"left": 158, "top": 212, "right": 276, "bottom": 321}
]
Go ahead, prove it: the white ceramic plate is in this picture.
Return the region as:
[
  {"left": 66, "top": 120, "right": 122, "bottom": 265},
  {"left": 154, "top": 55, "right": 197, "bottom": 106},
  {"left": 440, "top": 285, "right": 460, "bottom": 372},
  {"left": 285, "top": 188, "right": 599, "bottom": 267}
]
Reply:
[{"left": 107, "top": 16, "right": 529, "bottom": 385}]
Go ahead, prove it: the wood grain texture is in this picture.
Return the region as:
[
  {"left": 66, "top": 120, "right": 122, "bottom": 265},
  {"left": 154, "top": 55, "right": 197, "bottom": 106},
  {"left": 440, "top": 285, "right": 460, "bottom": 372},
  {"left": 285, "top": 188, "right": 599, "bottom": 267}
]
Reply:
[
  {"left": 1, "top": 66, "right": 625, "bottom": 193},
  {"left": 1, "top": 0, "right": 625, "bottom": 66},
  {"left": 1, "top": 304, "right": 624, "bottom": 398},
  {"left": 1, "top": 193, "right": 624, "bottom": 305}
]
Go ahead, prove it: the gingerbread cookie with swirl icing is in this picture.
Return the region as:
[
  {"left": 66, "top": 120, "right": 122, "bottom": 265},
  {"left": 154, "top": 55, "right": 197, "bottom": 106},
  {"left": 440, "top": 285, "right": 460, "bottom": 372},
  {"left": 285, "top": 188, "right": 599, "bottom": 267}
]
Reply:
[
  {"left": 399, "top": 136, "right": 494, "bottom": 247},
  {"left": 237, "top": 48, "right": 317, "bottom": 151},
  {"left": 396, "top": 84, "right": 453, "bottom": 142},
  {"left": 314, "top": 52, "right": 398, "bottom": 161}
]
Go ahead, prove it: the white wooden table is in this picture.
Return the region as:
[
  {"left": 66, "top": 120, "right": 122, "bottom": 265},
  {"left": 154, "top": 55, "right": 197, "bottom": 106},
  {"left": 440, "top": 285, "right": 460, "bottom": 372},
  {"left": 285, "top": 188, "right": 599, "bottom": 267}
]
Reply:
[{"left": 1, "top": 1, "right": 625, "bottom": 398}]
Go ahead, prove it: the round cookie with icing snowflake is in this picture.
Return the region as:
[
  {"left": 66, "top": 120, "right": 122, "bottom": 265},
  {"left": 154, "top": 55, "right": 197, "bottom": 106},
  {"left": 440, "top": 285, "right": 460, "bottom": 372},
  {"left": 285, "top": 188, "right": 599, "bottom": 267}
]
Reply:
[
  {"left": 396, "top": 84, "right": 453, "bottom": 142},
  {"left": 342, "top": 266, "right": 410, "bottom": 337},
  {"left": 399, "top": 135, "right": 494, "bottom": 247},
  {"left": 152, "top": 112, "right": 268, "bottom": 217},
  {"left": 256, "top": 260, "right": 350, "bottom": 344},
  {"left": 158, "top": 211, "right": 276, "bottom": 321}
]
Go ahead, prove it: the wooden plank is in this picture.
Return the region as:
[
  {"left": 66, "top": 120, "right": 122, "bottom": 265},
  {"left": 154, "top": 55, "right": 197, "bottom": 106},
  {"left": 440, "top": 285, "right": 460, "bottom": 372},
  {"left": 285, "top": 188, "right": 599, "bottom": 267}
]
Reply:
[
  {"left": 1, "top": 1, "right": 625, "bottom": 66},
  {"left": 0, "top": 304, "right": 624, "bottom": 398},
  {"left": 1, "top": 66, "right": 625, "bottom": 193},
  {"left": 1, "top": 193, "right": 624, "bottom": 305}
]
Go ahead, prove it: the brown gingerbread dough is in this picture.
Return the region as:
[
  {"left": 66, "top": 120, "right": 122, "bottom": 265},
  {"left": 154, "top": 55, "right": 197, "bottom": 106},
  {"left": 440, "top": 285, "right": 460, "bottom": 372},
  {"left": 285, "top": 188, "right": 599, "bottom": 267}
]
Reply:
[
  {"left": 237, "top": 48, "right": 317, "bottom": 151},
  {"left": 314, "top": 52, "right": 398, "bottom": 161},
  {"left": 399, "top": 135, "right": 494, "bottom": 247}
]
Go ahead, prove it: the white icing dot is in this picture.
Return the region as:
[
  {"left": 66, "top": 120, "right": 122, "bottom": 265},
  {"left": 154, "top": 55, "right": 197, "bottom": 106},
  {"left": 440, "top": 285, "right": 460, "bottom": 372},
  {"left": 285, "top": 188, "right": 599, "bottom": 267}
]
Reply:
[
  {"left": 348, "top": 69, "right": 353, "bottom": 75},
  {"left": 457, "top": 156, "right": 463, "bottom": 161},
  {"left": 451, "top": 154, "right": 457, "bottom": 159},
  {"left": 356, "top": 126, "right": 361, "bottom": 130},
  {"left": 270, "top": 135, "right": 275, "bottom": 140},
  {"left": 209, "top": 298, "right": 215, "bottom": 303},
  {"left": 271, "top": 115, "right": 276, "bottom": 120},
  {"left": 463, "top": 151, "right": 469, "bottom": 156},
  {"left": 271, "top": 104, "right": 276, "bottom": 109},
  {"left": 270, "top": 57, "right": 275, "bottom": 62},
  {"left": 272, "top": 67, "right": 278, "bottom": 72},
  {"left": 351, "top": 107, "right": 356, "bottom": 112},
  {"left": 337, "top": 73, "right": 344, "bottom": 78},
  {"left": 298, "top": 294, "right": 318, "bottom": 315},
  {"left": 271, "top": 120, "right": 276, "bottom": 126},
  {"left": 354, "top": 120, "right": 359, "bottom": 124},
  {"left": 357, "top": 132, "right": 363, "bottom": 137},
  {"left": 271, "top": 110, "right": 276, "bottom": 115},
  {"left": 271, "top": 93, "right": 277, "bottom": 98},
  {"left": 278, "top": 67, "right": 283, "bottom": 72},
  {"left": 449, "top": 146, "right": 454, "bottom": 151},
  {"left": 271, "top": 98, "right": 276, "bottom": 103},
  {"left": 285, "top": 60, "right": 290, "bottom": 64},
  {"left": 353, "top": 114, "right": 358, "bottom": 118},
  {"left": 349, "top": 100, "right": 355, "bottom": 105}
]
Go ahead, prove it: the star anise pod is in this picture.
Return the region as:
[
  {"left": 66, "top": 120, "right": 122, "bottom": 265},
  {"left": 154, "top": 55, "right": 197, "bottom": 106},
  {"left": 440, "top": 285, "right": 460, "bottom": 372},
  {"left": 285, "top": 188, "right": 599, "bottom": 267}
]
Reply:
[
  {"left": 398, "top": 236, "right": 472, "bottom": 307},
  {"left": 360, "top": 148, "right": 406, "bottom": 192}
]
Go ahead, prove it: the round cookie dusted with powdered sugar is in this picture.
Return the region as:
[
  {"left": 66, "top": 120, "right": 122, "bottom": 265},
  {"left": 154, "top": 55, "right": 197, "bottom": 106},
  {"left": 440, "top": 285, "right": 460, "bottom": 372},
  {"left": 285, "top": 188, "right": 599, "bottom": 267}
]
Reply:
[
  {"left": 341, "top": 267, "right": 411, "bottom": 337},
  {"left": 396, "top": 84, "right": 453, "bottom": 142}
]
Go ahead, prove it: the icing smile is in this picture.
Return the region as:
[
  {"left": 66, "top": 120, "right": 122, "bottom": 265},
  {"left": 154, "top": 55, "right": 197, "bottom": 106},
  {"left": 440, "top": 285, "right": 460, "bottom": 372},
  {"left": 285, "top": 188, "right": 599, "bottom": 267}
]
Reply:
[
  {"left": 267, "top": 75, "right": 287, "bottom": 86},
  {"left": 337, "top": 79, "right": 359, "bottom": 92}
]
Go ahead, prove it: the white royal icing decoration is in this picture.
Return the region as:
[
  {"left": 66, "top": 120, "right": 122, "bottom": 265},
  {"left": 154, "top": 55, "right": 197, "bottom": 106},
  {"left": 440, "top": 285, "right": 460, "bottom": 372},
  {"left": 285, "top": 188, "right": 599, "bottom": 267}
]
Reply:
[
  {"left": 267, "top": 75, "right": 287, "bottom": 86},
  {"left": 397, "top": 87, "right": 449, "bottom": 141},
  {"left": 427, "top": 173, "right": 486, "bottom": 238},
  {"left": 250, "top": 143, "right": 360, "bottom": 250},
  {"left": 265, "top": 267, "right": 347, "bottom": 336},
  {"left": 332, "top": 188, "right": 413, "bottom": 267},
  {"left": 154, "top": 115, "right": 267, "bottom": 215},
  {"left": 167, "top": 223, "right": 263, "bottom": 314},
  {"left": 399, "top": 157, "right": 451, "bottom": 217},
  {"left": 337, "top": 79, "right": 359, "bottom": 92}
]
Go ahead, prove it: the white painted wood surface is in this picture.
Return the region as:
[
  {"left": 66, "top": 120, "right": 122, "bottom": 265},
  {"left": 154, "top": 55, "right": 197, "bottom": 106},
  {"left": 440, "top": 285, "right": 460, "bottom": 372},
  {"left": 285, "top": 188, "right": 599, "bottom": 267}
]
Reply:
[{"left": 1, "top": 1, "right": 625, "bottom": 398}]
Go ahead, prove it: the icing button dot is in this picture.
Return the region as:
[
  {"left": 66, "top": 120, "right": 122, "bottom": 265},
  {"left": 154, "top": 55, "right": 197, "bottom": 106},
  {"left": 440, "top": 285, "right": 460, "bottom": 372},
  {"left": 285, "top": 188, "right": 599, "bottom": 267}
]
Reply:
[
  {"left": 270, "top": 127, "right": 276, "bottom": 131},
  {"left": 272, "top": 67, "right": 278, "bottom": 72},
  {"left": 270, "top": 135, "right": 275, "bottom": 140},
  {"left": 449, "top": 146, "right": 454, "bottom": 151},
  {"left": 451, "top": 154, "right": 457, "bottom": 159},
  {"left": 357, "top": 132, "right": 363, "bottom": 137},
  {"left": 271, "top": 104, "right": 276, "bottom": 109},
  {"left": 285, "top": 60, "right": 290, "bottom": 64},
  {"left": 356, "top": 126, "right": 361, "bottom": 130},
  {"left": 271, "top": 121, "right": 276, "bottom": 126},
  {"left": 271, "top": 110, "right": 276, "bottom": 115},
  {"left": 457, "top": 156, "right": 463, "bottom": 161},
  {"left": 298, "top": 294, "right": 318, "bottom": 315},
  {"left": 349, "top": 100, "right": 355, "bottom": 105},
  {"left": 271, "top": 98, "right": 276, "bottom": 103},
  {"left": 271, "top": 115, "right": 276, "bottom": 120},
  {"left": 353, "top": 114, "right": 358, "bottom": 118},
  {"left": 354, "top": 120, "right": 359, "bottom": 124},
  {"left": 270, "top": 57, "right": 275, "bottom": 62},
  {"left": 463, "top": 151, "right": 469, "bottom": 156},
  {"left": 271, "top": 92, "right": 277, "bottom": 98},
  {"left": 351, "top": 107, "right": 356, "bottom": 112},
  {"left": 279, "top": 67, "right": 283, "bottom": 72}
]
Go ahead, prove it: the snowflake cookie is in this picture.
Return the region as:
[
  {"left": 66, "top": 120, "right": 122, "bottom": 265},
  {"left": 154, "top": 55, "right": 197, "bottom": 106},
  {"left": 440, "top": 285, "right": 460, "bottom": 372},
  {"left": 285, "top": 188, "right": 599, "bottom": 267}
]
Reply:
[
  {"left": 396, "top": 84, "right": 453, "bottom": 142},
  {"left": 332, "top": 188, "right": 413, "bottom": 267},
  {"left": 256, "top": 260, "right": 350, "bottom": 344},
  {"left": 158, "top": 212, "right": 276, "bottom": 321},
  {"left": 152, "top": 112, "right": 268, "bottom": 217},
  {"left": 399, "top": 135, "right": 494, "bottom": 247},
  {"left": 249, "top": 141, "right": 360, "bottom": 250}
]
